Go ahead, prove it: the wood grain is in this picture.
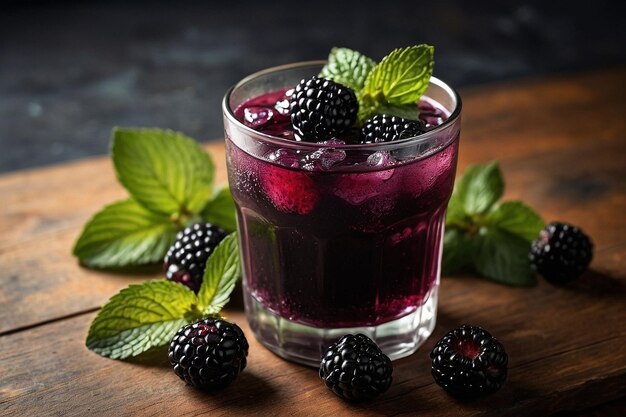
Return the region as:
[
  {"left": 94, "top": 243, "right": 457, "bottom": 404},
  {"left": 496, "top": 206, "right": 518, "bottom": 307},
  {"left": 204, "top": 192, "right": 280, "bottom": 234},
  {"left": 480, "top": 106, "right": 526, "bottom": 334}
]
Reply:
[
  {"left": 1, "top": 263, "right": 625, "bottom": 416},
  {"left": 0, "top": 143, "right": 227, "bottom": 335},
  {"left": 1, "top": 68, "right": 625, "bottom": 416}
]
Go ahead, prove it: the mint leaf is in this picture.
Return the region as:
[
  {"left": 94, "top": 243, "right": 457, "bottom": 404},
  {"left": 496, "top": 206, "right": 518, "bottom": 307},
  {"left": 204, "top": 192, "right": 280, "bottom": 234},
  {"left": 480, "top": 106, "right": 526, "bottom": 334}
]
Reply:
[
  {"left": 449, "top": 162, "right": 504, "bottom": 216},
  {"left": 112, "top": 128, "right": 214, "bottom": 216},
  {"left": 442, "top": 228, "right": 473, "bottom": 275},
  {"left": 445, "top": 194, "right": 469, "bottom": 229},
  {"left": 357, "top": 97, "right": 378, "bottom": 124},
  {"left": 363, "top": 45, "right": 434, "bottom": 106},
  {"left": 73, "top": 198, "right": 177, "bottom": 268},
  {"left": 200, "top": 187, "right": 238, "bottom": 232},
  {"left": 198, "top": 233, "right": 241, "bottom": 315},
  {"left": 359, "top": 102, "right": 422, "bottom": 123},
  {"left": 320, "top": 47, "right": 376, "bottom": 91},
  {"left": 486, "top": 201, "right": 544, "bottom": 242},
  {"left": 86, "top": 280, "right": 202, "bottom": 359},
  {"left": 378, "top": 102, "right": 421, "bottom": 120},
  {"left": 86, "top": 233, "right": 241, "bottom": 360},
  {"left": 473, "top": 228, "right": 536, "bottom": 286},
  {"left": 443, "top": 161, "right": 541, "bottom": 286}
]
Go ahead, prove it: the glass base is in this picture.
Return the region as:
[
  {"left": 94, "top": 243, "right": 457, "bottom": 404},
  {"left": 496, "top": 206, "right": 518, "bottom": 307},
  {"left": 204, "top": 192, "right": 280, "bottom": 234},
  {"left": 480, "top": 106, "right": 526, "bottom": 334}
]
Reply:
[{"left": 243, "top": 285, "right": 439, "bottom": 367}]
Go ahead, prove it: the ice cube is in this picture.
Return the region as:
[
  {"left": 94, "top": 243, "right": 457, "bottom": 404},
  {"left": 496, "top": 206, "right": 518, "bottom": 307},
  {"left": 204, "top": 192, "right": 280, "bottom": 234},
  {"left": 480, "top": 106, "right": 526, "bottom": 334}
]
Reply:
[
  {"left": 301, "top": 139, "right": 346, "bottom": 171},
  {"left": 319, "top": 138, "right": 346, "bottom": 146},
  {"left": 421, "top": 115, "right": 444, "bottom": 128},
  {"left": 266, "top": 149, "right": 300, "bottom": 168},
  {"left": 401, "top": 144, "right": 456, "bottom": 195},
  {"left": 274, "top": 98, "right": 291, "bottom": 116},
  {"left": 332, "top": 150, "right": 401, "bottom": 205},
  {"left": 332, "top": 173, "right": 381, "bottom": 204},
  {"left": 274, "top": 88, "right": 294, "bottom": 116},
  {"left": 366, "top": 151, "right": 395, "bottom": 180},
  {"left": 244, "top": 106, "right": 274, "bottom": 128}
]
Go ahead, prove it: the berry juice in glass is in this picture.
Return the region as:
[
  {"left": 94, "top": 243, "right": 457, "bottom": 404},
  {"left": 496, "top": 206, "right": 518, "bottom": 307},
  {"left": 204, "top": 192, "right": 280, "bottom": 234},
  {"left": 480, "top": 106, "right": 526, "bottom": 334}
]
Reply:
[{"left": 223, "top": 62, "right": 461, "bottom": 366}]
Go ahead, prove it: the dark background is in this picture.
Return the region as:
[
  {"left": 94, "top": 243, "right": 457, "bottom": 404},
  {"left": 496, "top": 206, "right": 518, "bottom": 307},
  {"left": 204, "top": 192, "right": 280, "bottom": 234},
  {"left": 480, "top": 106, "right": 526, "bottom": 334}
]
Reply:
[{"left": 1, "top": 0, "right": 624, "bottom": 173}]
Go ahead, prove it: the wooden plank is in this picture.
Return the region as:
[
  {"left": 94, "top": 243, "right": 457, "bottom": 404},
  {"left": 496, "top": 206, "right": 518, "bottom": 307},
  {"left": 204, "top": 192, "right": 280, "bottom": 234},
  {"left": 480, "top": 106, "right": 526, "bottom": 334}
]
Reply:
[
  {"left": 0, "top": 144, "right": 227, "bottom": 335},
  {"left": 1, "top": 69, "right": 626, "bottom": 415},
  {"left": 1, "top": 141, "right": 624, "bottom": 335},
  {"left": 1, "top": 252, "right": 625, "bottom": 416},
  {"left": 0, "top": 142, "right": 228, "bottom": 252},
  {"left": 457, "top": 68, "right": 626, "bottom": 161}
]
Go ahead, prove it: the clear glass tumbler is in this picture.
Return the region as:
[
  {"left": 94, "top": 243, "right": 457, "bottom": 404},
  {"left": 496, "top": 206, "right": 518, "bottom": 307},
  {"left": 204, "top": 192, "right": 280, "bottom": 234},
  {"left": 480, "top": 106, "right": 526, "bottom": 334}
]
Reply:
[{"left": 223, "top": 62, "right": 461, "bottom": 366}]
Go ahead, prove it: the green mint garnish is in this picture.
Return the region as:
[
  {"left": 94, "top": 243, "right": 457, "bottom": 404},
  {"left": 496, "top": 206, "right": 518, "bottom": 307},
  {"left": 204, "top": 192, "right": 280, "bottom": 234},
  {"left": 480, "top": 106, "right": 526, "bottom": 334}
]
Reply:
[
  {"left": 362, "top": 45, "right": 434, "bottom": 107},
  {"left": 73, "top": 198, "right": 178, "bottom": 268},
  {"left": 86, "top": 280, "right": 200, "bottom": 359},
  {"left": 73, "top": 127, "right": 237, "bottom": 268},
  {"left": 485, "top": 201, "right": 546, "bottom": 243},
  {"left": 320, "top": 45, "right": 435, "bottom": 123},
  {"left": 473, "top": 227, "right": 537, "bottom": 286},
  {"left": 376, "top": 102, "right": 423, "bottom": 121},
  {"left": 86, "top": 233, "right": 241, "bottom": 359},
  {"left": 442, "top": 162, "right": 544, "bottom": 286},
  {"left": 441, "top": 228, "right": 472, "bottom": 276},
  {"left": 447, "top": 161, "right": 504, "bottom": 220},
  {"left": 319, "top": 47, "right": 376, "bottom": 91},
  {"left": 200, "top": 187, "right": 238, "bottom": 233},
  {"left": 112, "top": 128, "right": 214, "bottom": 216},
  {"left": 197, "top": 233, "right": 241, "bottom": 314}
]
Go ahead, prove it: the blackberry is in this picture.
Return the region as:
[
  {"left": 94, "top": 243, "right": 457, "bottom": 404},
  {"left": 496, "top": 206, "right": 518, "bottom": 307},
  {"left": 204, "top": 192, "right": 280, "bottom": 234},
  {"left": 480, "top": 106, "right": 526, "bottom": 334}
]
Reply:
[
  {"left": 529, "top": 222, "right": 593, "bottom": 285},
  {"left": 164, "top": 223, "right": 227, "bottom": 292},
  {"left": 168, "top": 318, "right": 249, "bottom": 391},
  {"left": 319, "top": 334, "right": 393, "bottom": 401},
  {"left": 430, "top": 325, "right": 508, "bottom": 398},
  {"left": 359, "top": 114, "right": 425, "bottom": 143},
  {"left": 289, "top": 76, "right": 358, "bottom": 141}
]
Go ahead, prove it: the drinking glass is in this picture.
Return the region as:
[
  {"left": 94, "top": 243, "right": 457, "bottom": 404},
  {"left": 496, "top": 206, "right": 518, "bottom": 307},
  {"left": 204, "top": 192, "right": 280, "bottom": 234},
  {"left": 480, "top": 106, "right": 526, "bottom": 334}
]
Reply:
[{"left": 223, "top": 61, "right": 461, "bottom": 366}]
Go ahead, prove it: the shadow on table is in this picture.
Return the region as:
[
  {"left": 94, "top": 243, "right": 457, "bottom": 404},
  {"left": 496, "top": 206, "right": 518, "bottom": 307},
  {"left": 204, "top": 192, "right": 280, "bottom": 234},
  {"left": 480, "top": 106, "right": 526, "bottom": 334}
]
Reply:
[
  {"left": 124, "top": 345, "right": 170, "bottom": 368},
  {"left": 360, "top": 308, "right": 544, "bottom": 415},
  {"left": 78, "top": 263, "right": 162, "bottom": 277},
  {"left": 561, "top": 269, "right": 624, "bottom": 297},
  {"left": 193, "top": 371, "right": 280, "bottom": 409},
  {"left": 228, "top": 281, "right": 244, "bottom": 310}
]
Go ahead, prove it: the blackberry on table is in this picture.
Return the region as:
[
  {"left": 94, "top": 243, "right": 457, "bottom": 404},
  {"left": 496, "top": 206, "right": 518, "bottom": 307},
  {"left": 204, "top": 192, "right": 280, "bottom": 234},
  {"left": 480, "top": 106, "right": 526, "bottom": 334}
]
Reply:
[
  {"left": 168, "top": 318, "right": 249, "bottom": 391},
  {"left": 359, "top": 114, "right": 425, "bottom": 143},
  {"left": 164, "top": 223, "right": 227, "bottom": 292},
  {"left": 430, "top": 325, "right": 508, "bottom": 398},
  {"left": 319, "top": 334, "right": 393, "bottom": 401},
  {"left": 289, "top": 76, "right": 358, "bottom": 142},
  {"left": 529, "top": 222, "right": 593, "bottom": 285}
]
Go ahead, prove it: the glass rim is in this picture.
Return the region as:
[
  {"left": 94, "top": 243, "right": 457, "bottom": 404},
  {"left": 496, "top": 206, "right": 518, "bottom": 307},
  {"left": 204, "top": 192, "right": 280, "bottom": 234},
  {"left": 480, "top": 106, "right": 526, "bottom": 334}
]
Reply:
[{"left": 222, "top": 60, "right": 462, "bottom": 151}]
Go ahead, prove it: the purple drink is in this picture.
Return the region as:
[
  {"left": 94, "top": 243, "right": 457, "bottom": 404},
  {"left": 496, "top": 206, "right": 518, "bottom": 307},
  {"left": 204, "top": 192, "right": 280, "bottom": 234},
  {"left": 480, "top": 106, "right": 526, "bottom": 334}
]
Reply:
[{"left": 223, "top": 62, "right": 461, "bottom": 365}]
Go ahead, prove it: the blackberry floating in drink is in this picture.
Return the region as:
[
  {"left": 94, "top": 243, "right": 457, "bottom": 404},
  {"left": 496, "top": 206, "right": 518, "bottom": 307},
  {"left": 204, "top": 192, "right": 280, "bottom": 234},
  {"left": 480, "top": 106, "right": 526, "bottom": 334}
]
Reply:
[{"left": 223, "top": 58, "right": 461, "bottom": 366}]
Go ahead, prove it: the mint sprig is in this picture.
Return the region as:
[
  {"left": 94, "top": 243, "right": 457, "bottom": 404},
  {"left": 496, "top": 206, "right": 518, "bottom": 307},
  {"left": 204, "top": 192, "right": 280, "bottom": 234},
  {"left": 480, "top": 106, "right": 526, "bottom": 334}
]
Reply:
[
  {"left": 447, "top": 161, "right": 504, "bottom": 220},
  {"left": 86, "top": 280, "right": 199, "bottom": 359},
  {"left": 197, "top": 233, "right": 241, "bottom": 314},
  {"left": 73, "top": 198, "right": 178, "bottom": 268},
  {"left": 86, "top": 233, "right": 241, "bottom": 359},
  {"left": 113, "top": 128, "right": 214, "bottom": 216},
  {"left": 73, "top": 128, "right": 237, "bottom": 268},
  {"left": 319, "top": 47, "right": 376, "bottom": 91},
  {"left": 319, "top": 45, "right": 435, "bottom": 123},
  {"left": 442, "top": 162, "right": 544, "bottom": 286},
  {"left": 362, "top": 45, "right": 434, "bottom": 107},
  {"left": 200, "top": 187, "right": 238, "bottom": 233}
]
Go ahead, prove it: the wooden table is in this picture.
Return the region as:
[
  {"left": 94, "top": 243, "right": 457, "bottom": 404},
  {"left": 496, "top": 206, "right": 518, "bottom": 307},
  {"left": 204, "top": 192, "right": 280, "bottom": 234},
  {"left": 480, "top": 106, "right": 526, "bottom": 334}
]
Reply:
[{"left": 1, "top": 69, "right": 625, "bottom": 416}]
